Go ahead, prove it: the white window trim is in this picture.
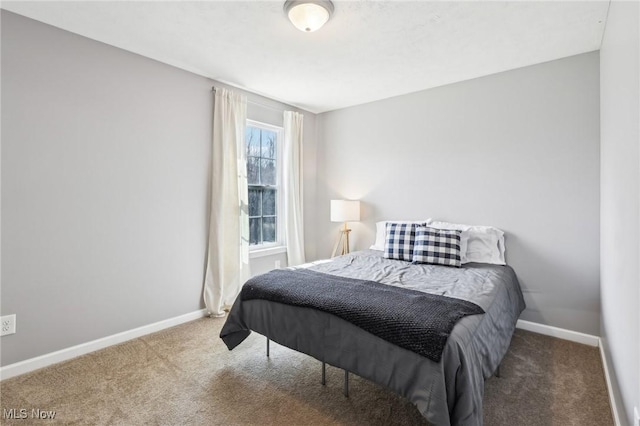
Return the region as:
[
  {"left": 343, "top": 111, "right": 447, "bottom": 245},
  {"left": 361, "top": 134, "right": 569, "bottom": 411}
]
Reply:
[
  {"left": 246, "top": 119, "right": 285, "bottom": 253},
  {"left": 249, "top": 245, "right": 288, "bottom": 259}
]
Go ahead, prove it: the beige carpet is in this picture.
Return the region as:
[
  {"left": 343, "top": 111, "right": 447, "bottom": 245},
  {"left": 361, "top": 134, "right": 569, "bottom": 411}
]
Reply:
[{"left": 0, "top": 317, "right": 612, "bottom": 425}]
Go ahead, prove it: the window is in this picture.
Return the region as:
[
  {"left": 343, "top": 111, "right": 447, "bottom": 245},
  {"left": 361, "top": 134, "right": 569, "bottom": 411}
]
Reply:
[{"left": 246, "top": 120, "right": 283, "bottom": 250}]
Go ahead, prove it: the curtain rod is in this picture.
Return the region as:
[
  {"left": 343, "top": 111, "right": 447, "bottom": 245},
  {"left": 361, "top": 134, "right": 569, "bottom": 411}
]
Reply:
[{"left": 211, "top": 85, "right": 293, "bottom": 113}]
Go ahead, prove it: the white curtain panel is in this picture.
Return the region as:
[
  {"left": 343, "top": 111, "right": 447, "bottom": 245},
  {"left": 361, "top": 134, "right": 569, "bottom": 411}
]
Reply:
[
  {"left": 203, "top": 88, "right": 251, "bottom": 317},
  {"left": 283, "top": 111, "right": 306, "bottom": 266}
]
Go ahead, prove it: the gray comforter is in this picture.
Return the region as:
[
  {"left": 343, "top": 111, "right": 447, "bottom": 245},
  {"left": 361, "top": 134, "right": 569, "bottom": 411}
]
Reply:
[
  {"left": 231, "top": 268, "right": 485, "bottom": 361},
  {"left": 221, "top": 250, "right": 525, "bottom": 426}
]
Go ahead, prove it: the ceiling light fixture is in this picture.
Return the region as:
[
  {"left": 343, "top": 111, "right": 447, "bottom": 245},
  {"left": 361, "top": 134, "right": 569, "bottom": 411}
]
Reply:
[{"left": 284, "top": 0, "right": 334, "bottom": 33}]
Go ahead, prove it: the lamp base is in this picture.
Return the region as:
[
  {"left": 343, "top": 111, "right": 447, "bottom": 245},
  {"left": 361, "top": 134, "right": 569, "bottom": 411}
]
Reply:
[{"left": 331, "top": 224, "right": 351, "bottom": 258}]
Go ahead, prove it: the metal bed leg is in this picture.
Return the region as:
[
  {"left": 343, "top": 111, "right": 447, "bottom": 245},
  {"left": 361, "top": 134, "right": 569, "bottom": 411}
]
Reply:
[
  {"left": 266, "top": 337, "right": 270, "bottom": 357},
  {"left": 321, "top": 362, "right": 326, "bottom": 385},
  {"left": 344, "top": 370, "right": 349, "bottom": 397},
  {"left": 495, "top": 364, "right": 501, "bottom": 378}
]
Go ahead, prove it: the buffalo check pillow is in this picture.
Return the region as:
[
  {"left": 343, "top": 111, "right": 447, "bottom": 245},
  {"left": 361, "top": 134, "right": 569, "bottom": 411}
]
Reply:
[
  {"left": 412, "top": 226, "right": 462, "bottom": 267},
  {"left": 384, "top": 222, "right": 423, "bottom": 261}
]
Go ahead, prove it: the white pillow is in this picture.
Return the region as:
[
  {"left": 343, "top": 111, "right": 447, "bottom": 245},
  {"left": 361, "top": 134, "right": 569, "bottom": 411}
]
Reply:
[
  {"left": 370, "top": 219, "right": 432, "bottom": 251},
  {"left": 429, "top": 220, "right": 506, "bottom": 265}
]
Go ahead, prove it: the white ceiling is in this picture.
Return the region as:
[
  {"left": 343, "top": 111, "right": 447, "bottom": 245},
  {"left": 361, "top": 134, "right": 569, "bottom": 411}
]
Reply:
[{"left": 2, "top": 1, "right": 609, "bottom": 114}]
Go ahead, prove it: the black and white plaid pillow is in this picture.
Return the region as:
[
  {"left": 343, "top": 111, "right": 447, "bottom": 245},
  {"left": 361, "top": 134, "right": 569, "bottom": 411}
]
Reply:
[
  {"left": 384, "top": 222, "right": 422, "bottom": 261},
  {"left": 412, "top": 226, "right": 462, "bottom": 267}
]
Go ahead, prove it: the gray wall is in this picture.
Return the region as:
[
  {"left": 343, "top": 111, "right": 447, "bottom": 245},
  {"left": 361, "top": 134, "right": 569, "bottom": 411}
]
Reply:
[
  {"left": 600, "top": 0, "right": 640, "bottom": 424},
  {"left": 0, "top": 11, "right": 316, "bottom": 366},
  {"left": 316, "top": 52, "right": 601, "bottom": 335}
]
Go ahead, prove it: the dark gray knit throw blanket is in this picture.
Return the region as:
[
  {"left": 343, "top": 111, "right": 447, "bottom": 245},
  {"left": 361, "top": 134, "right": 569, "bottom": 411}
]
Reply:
[{"left": 240, "top": 268, "right": 484, "bottom": 362}]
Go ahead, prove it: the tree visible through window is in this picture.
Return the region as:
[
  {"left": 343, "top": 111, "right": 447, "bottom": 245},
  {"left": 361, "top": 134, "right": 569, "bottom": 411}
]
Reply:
[{"left": 246, "top": 124, "right": 279, "bottom": 246}]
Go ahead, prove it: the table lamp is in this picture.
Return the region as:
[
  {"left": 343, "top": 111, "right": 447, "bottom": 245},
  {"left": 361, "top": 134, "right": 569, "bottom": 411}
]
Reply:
[{"left": 330, "top": 200, "right": 361, "bottom": 257}]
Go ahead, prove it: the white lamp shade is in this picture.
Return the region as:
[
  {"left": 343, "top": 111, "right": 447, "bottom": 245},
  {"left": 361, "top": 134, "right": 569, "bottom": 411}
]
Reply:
[
  {"left": 285, "top": 1, "right": 333, "bottom": 32},
  {"left": 331, "top": 200, "right": 360, "bottom": 222}
]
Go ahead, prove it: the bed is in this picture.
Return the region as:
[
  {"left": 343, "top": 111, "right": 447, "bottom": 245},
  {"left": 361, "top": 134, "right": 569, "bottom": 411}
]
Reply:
[{"left": 220, "top": 249, "right": 525, "bottom": 425}]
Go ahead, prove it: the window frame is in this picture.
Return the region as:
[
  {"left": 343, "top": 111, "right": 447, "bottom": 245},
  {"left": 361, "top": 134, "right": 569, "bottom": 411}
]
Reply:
[{"left": 245, "top": 119, "right": 285, "bottom": 255}]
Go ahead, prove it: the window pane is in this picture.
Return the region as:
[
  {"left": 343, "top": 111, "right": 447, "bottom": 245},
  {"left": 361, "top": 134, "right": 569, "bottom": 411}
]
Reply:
[
  {"left": 261, "top": 130, "right": 277, "bottom": 159},
  {"left": 246, "top": 122, "right": 282, "bottom": 248},
  {"left": 248, "top": 189, "right": 261, "bottom": 217},
  {"left": 262, "top": 189, "right": 276, "bottom": 216},
  {"left": 263, "top": 217, "right": 276, "bottom": 243},
  {"left": 246, "top": 127, "right": 261, "bottom": 157},
  {"left": 247, "top": 157, "right": 260, "bottom": 184},
  {"left": 260, "top": 159, "right": 276, "bottom": 185},
  {"left": 249, "top": 218, "right": 261, "bottom": 245}
]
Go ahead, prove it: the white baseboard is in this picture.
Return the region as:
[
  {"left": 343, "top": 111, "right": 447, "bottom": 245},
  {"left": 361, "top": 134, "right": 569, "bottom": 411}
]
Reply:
[
  {"left": 516, "top": 319, "right": 600, "bottom": 347},
  {"left": 0, "top": 309, "right": 208, "bottom": 381},
  {"left": 599, "top": 340, "right": 622, "bottom": 426}
]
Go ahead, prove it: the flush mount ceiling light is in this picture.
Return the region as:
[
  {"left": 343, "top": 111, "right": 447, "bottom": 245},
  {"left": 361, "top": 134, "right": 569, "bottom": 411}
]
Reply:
[{"left": 284, "top": 0, "right": 334, "bottom": 32}]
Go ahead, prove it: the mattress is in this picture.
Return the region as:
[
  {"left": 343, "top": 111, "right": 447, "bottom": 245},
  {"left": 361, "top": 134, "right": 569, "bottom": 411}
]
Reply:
[{"left": 221, "top": 249, "right": 525, "bottom": 425}]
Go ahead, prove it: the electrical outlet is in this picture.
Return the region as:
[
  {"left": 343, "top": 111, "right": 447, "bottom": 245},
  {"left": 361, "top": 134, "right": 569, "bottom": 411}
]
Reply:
[
  {"left": 275, "top": 260, "right": 281, "bottom": 269},
  {"left": 634, "top": 406, "right": 639, "bottom": 426},
  {"left": 1, "top": 314, "right": 16, "bottom": 336}
]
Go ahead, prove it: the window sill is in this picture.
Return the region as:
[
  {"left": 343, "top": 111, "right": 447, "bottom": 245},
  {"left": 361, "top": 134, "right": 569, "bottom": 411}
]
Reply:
[{"left": 249, "top": 245, "right": 287, "bottom": 259}]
